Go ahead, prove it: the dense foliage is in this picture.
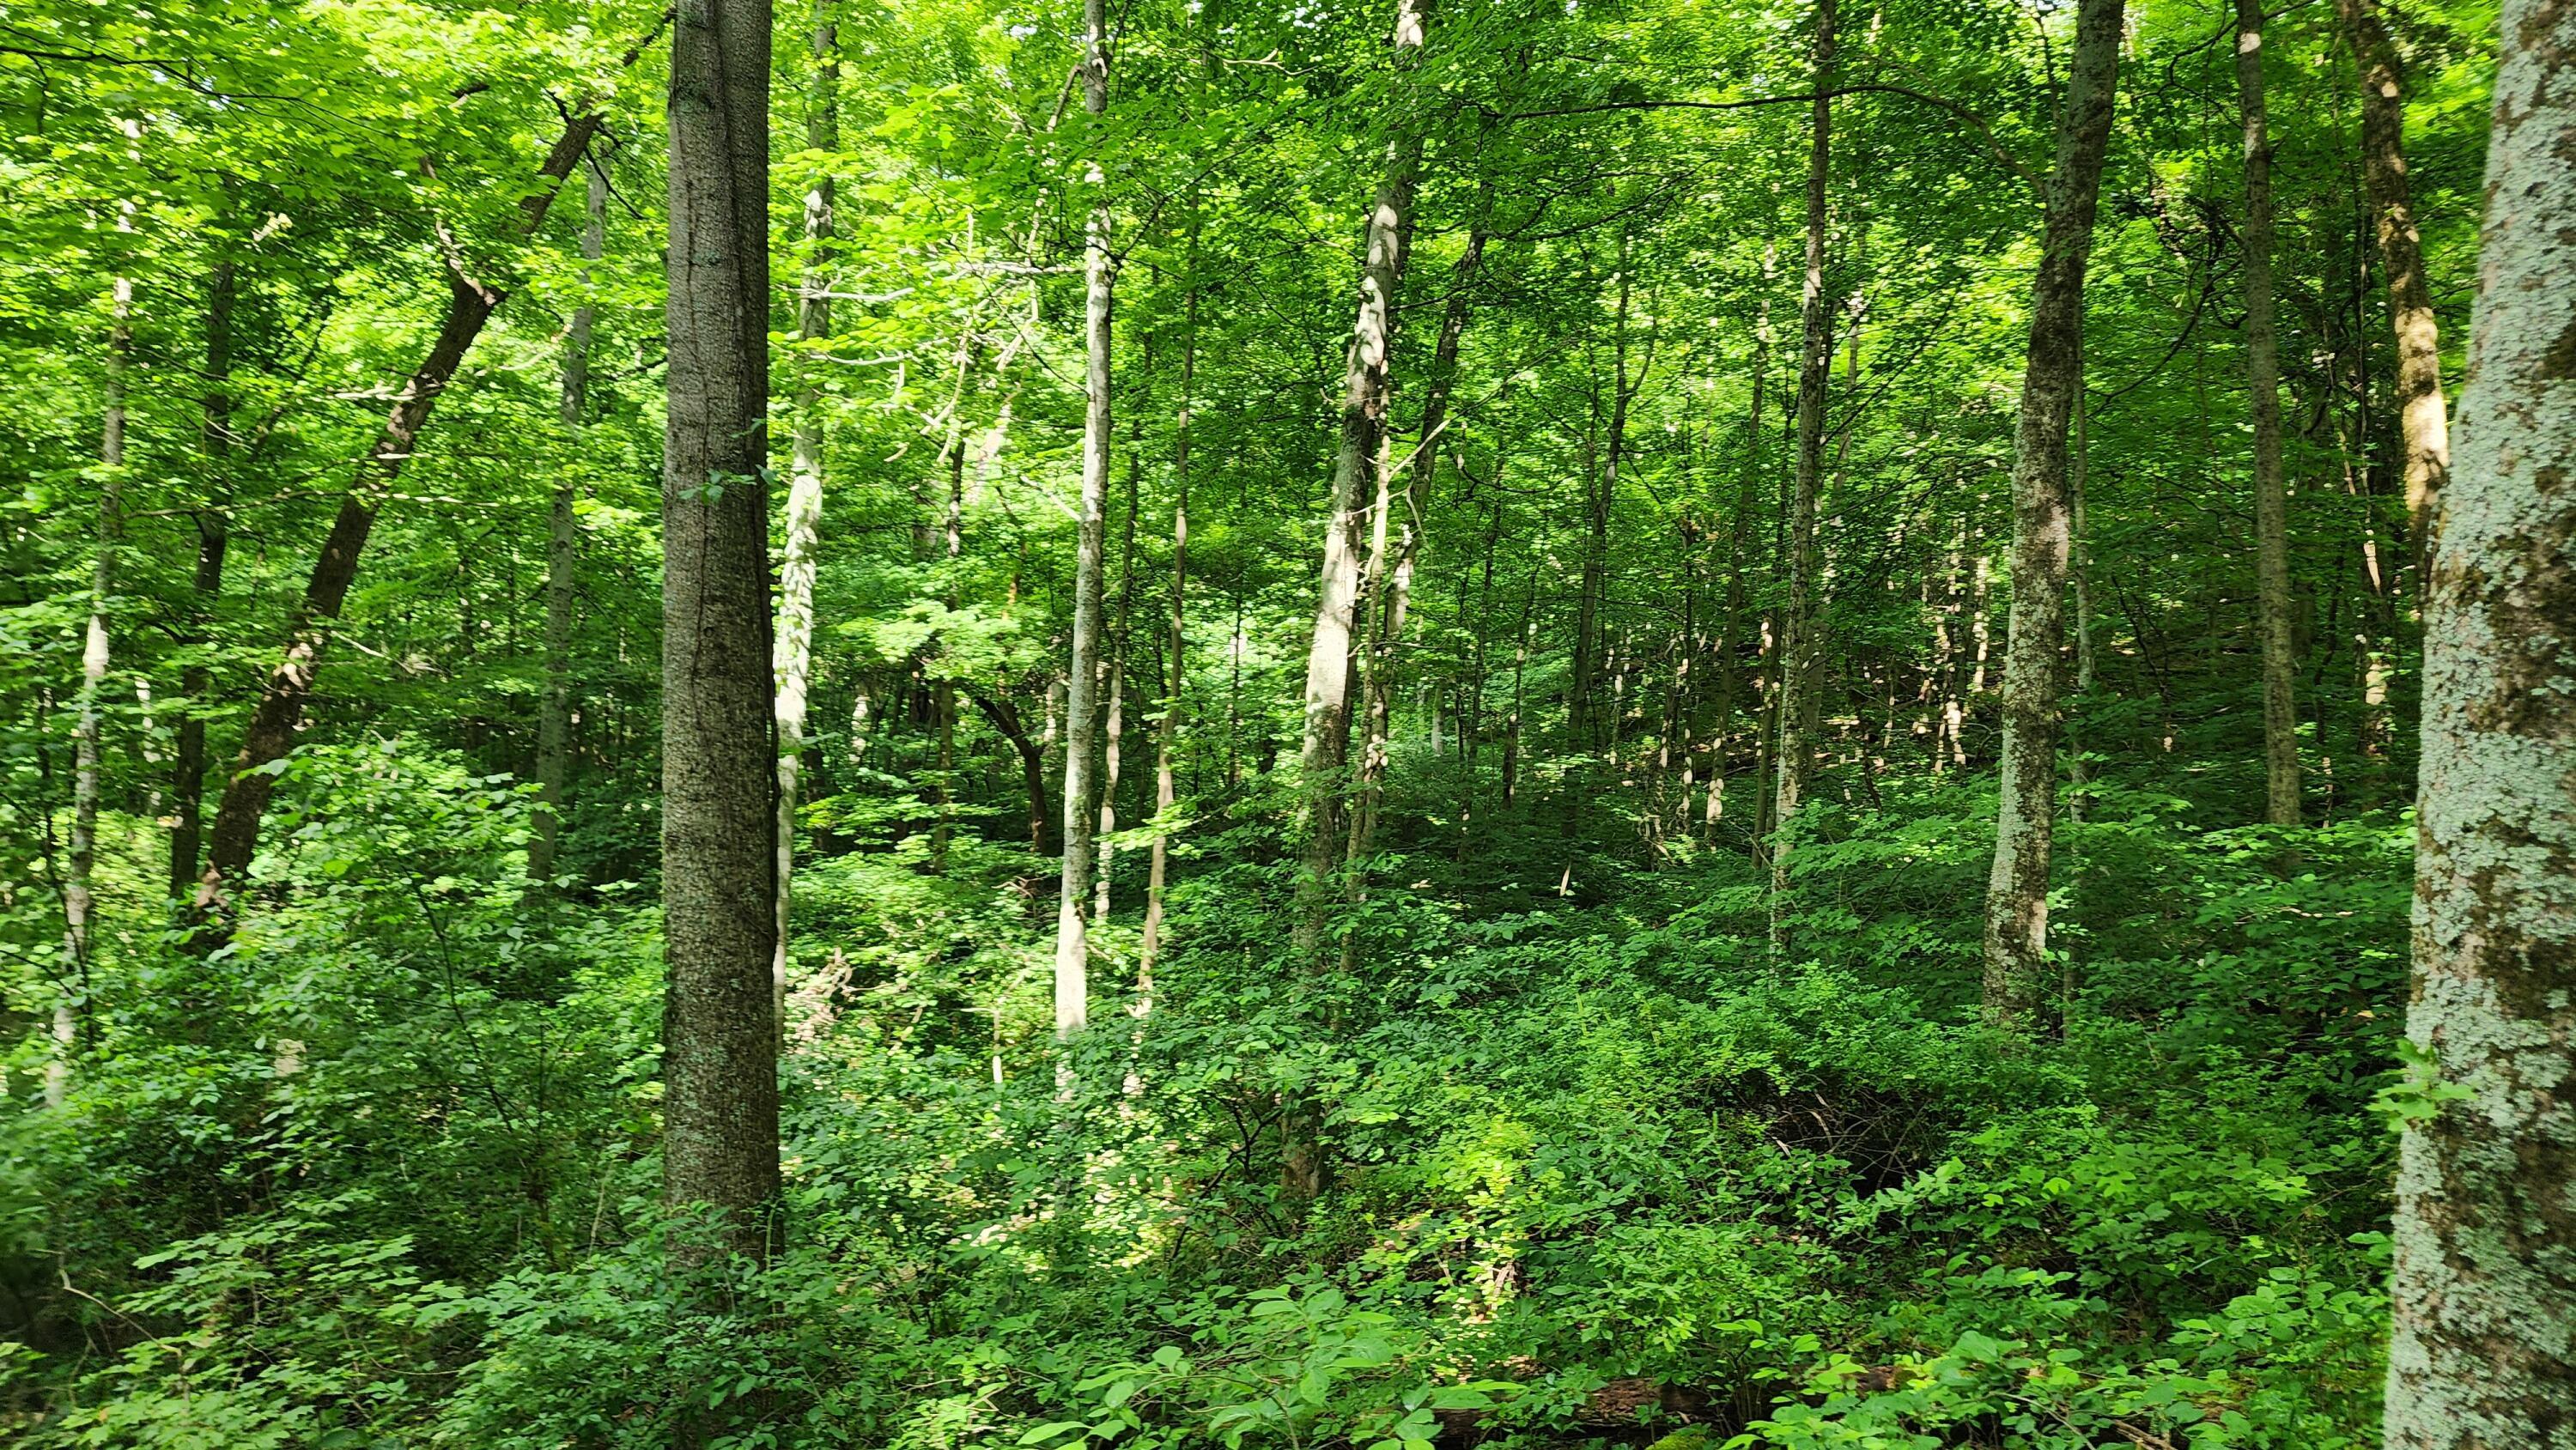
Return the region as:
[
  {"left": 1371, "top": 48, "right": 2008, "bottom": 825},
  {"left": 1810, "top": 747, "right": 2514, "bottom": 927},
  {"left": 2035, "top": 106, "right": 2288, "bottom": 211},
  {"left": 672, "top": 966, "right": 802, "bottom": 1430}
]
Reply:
[{"left": 0, "top": 0, "right": 2512, "bottom": 1441}]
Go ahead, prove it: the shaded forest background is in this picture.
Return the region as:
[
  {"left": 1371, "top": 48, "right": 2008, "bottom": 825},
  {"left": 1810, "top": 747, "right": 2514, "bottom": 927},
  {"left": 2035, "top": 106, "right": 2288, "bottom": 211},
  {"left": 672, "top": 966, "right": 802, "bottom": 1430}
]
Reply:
[{"left": 0, "top": 0, "right": 2515, "bottom": 1440}]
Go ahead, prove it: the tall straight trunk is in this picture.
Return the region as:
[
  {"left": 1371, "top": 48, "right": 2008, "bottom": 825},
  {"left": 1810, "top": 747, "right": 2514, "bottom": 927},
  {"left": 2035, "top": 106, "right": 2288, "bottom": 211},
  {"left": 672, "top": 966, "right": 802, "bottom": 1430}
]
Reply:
[
  {"left": 774, "top": 4, "right": 837, "bottom": 1022},
  {"left": 2334, "top": 0, "right": 2449, "bottom": 572},
  {"left": 171, "top": 262, "right": 233, "bottom": 902},
  {"left": 661, "top": 0, "right": 779, "bottom": 1259},
  {"left": 1097, "top": 453, "right": 1139, "bottom": 924},
  {"left": 53, "top": 271, "right": 131, "bottom": 1106},
  {"left": 2383, "top": 4, "right": 2576, "bottom": 1435},
  {"left": 1354, "top": 202, "right": 1487, "bottom": 852},
  {"left": 532, "top": 160, "right": 606, "bottom": 884},
  {"left": 1706, "top": 280, "right": 1772, "bottom": 835},
  {"left": 1291, "top": 0, "right": 1431, "bottom": 979},
  {"left": 1139, "top": 282, "right": 1197, "bottom": 992},
  {"left": 1055, "top": 0, "right": 1114, "bottom": 1040},
  {"left": 2236, "top": 0, "right": 2302, "bottom": 827},
  {"left": 2066, "top": 379, "right": 2098, "bottom": 818},
  {"left": 1771, "top": 0, "right": 1836, "bottom": 937},
  {"left": 192, "top": 105, "right": 617, "bottom": 927},
  {"left": 1980, "top": 0, "right": 2124, "bottom": 1027}
]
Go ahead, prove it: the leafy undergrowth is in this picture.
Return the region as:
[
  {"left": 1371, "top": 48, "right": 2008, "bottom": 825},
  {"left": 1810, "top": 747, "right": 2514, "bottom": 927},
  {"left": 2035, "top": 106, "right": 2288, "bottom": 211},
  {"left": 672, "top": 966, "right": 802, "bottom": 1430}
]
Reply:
[{"left": 3, "top": 749, "right": 2405, "bottom": 1448}]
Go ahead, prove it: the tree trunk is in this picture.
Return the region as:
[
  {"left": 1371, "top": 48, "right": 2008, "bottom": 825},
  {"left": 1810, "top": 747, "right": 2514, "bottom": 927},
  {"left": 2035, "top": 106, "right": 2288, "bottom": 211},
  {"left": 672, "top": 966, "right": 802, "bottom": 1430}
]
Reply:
[
  {"left": 972, "top": 690, "right": 1057, "bottom": 853},
  {"left": 2334, "top": 0, "right": 2449, "bottom": 574},
  {"left": 1707, "top": 273, "right": 1772, "bottom": 836},
  {"left": 2066, "top": 378, "right": 2098, "bottom": 819},
  {"left": 171, "top": 261, "right": 233, "bottom": 902},
  {"left": 1054, "top": 0, "right": 1115, "bottom": 1042},
  {"left": 1980, "top": 0, "right": 2124, "bottom": 1028},
  {"left": 1291, "top": 0, "right": 1430, "bottom": 981},
  {"left": 53, "top": 271, "right": 131, "bottom": 1106},
  {"left": 660, "top": 0, "right": 780, "bottom": 1259},
  {"left": 1771, "top": 0, "right": 1837, "bottom": 942},
  {"left": 1098, "top": 444, "right": 1142, "bottom": 923},
  {"left": 2384, "top": 4, "right": 2576, "bottom": 1435},
  {"left": 1355, "top": 200, "right": 1487, "bottom": 855},
  {"left": 192, "top": 108, "right": 614, "bottom": 930},
  {"left": 532, "top": 159, "right": 606, "bottom": 884},
  {"left": 1139, "top": 280, "right": 1197, "bottom": 990},
  {"left": 2236, "top": 0, "right": 2302, "bottom": 827},
  {"left": 773, "top": 3, "right": 837, "bottom": 1027}
]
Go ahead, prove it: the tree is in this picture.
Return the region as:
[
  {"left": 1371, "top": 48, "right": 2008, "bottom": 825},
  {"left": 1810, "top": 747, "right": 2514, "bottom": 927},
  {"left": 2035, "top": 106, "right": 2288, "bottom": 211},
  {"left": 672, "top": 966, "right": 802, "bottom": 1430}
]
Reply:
[
  {"left": 1981, "top": 0, "right": 2125, "bottom": 1026},
  {"left": 2234, "top": 0, "right": 2300, "bottom": 827},
  {"left": 659, "top": 0, "right": 781, "bottom": 1259},
  {"left": 1771, "top": 0, "right": 1838, "bottom": 940},
  {"left": 2382, "top": 0, "right": 2576, "bottom": 1435},
  {"left": 531, "top": 157, "right": 605, "bottom": 885},
  {"left": 1054, "top": 0, "right": 1115, "bottom": 1043},
  {"left": 775, "top": 1, "right": 839, "bottom": 1024}
]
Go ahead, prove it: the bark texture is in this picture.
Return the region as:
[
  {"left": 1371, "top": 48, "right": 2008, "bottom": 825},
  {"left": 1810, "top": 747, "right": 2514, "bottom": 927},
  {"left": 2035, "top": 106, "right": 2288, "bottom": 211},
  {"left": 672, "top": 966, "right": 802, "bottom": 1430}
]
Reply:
[
  {"left": 2236, "top": 0, "right": 2302, "bottom": 826},
  {"left": 2336, "top": 0, "right": 2451, "bottom": 567},
  {"left": 1980, "top": 0, "right": 2124, "bottom": 1026},
  {"left": 2383, "top": 2, "right": 2576, "bottom": 1439},
  {"left": 775, "top": 4, "right": 837, "bottom": 1028},
  {"left": 660, "top": 0, "right": 780, "bottom": 1259},
  {"left": 1054, "top": 0, "right": 1114, "bottom": 1040},
  {"left": 1291, "top": 0, "right": 1430, "bottom": 981}
]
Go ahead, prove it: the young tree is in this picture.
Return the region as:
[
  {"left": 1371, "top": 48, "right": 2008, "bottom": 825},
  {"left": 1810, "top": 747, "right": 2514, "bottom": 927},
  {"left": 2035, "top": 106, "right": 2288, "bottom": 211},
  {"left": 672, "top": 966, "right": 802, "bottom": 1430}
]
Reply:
[
  {"left": 775, "top": 3, "right": 839, "bottom": 1022},
  {"left": 1771, "top": 0, "right": 1836, "bottom": 941},
  {"left": 2234, "top": 0, "right": 2300, "bottom": 826},
  {"left": 2382, "top": 0, "right": 2576, "bottom": 1436},
  {"left": 1981, "top": 0, "right": 2124, "bottom": 1026},
  {"left": 1054, "top": 0, "right": 1115, "bottom": 1041},
  {"left": 659, "top": 0, "right": 780, "bottom": 1259},
  {"left": 532, "top": 157, "right": 605, "bottom": 885},
  {"left": 2333, "top": 0, "right": 2448, "bottom": 566}
]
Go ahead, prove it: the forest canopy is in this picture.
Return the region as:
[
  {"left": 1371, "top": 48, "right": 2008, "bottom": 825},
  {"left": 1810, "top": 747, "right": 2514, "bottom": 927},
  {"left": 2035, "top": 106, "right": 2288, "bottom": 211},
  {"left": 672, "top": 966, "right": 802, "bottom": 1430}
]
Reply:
[{"left": 2, "top": 0, "right": 2573, "bottom": 1443}]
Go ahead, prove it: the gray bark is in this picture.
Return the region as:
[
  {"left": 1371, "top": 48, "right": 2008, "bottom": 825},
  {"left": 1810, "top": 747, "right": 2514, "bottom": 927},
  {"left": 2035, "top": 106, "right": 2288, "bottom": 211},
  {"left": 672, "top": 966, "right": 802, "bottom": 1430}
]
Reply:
[
  {"left": 532, "top": 158, "right": 605, "bottom": 884},
  {"left": 775, "top": 3, "right": 837, "bottom": 1028},
  {"left": 1980, "top": 0, "right": 2124, "bottom": 1027},
  {"left": 1772, "top": 0, "right": 1836, "bottom": 939},
  {"left": 661, "top": 0, "right": 780, "bottom": 1259},
  {"left": 2334, "top": 0, "right": 2450, "bottom": 572},
  {"left": 2236, "top": 0, "right": 2302, "bottom": 826},
  {"left": 53, "top": 270, "right": 131, "bottom": 1107},
  {"left": 1054, "top": 0, "right": 1114, "bottom": 1040},
  {"left": 2382, "top": 3, "right": 2576, "bottom": 1440}
]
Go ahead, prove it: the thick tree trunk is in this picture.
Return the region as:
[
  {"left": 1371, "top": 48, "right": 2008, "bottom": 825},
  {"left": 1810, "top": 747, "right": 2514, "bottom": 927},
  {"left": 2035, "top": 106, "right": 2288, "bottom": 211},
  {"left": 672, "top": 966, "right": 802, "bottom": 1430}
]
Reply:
[
  {"left": 1980, "top": 0, "right": 2124, "bottom": 1027},
  {"left": 171, "top": 262, "right": 233, "bottom": 902},
  {"left": 660, "top": 0, "right": 780, "bottom": 1259},
  {"left": 2236, "top": 0, "right": 2302, "bottom": 827},
  {"left": 2334, "top": 0, "right": 2449, "bottom": 573},
  {"left": 532, "top": 159, "right": 606, "bottom": 884},
  {"left": 192, "top": 111, "right": 611, "bottom": 930},
  {"left": 773, "top": 5, "right": 837, "bottom": 1028},
  {"left": 1055, "top": 0, "right": 1114, "bottom": 1040},
  {"left": 2382, "top": 6, "right": 2576, "bottom": 1440},
  {"left": 1771, "top": 0, "right": 1836, "bottom": 941}
]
